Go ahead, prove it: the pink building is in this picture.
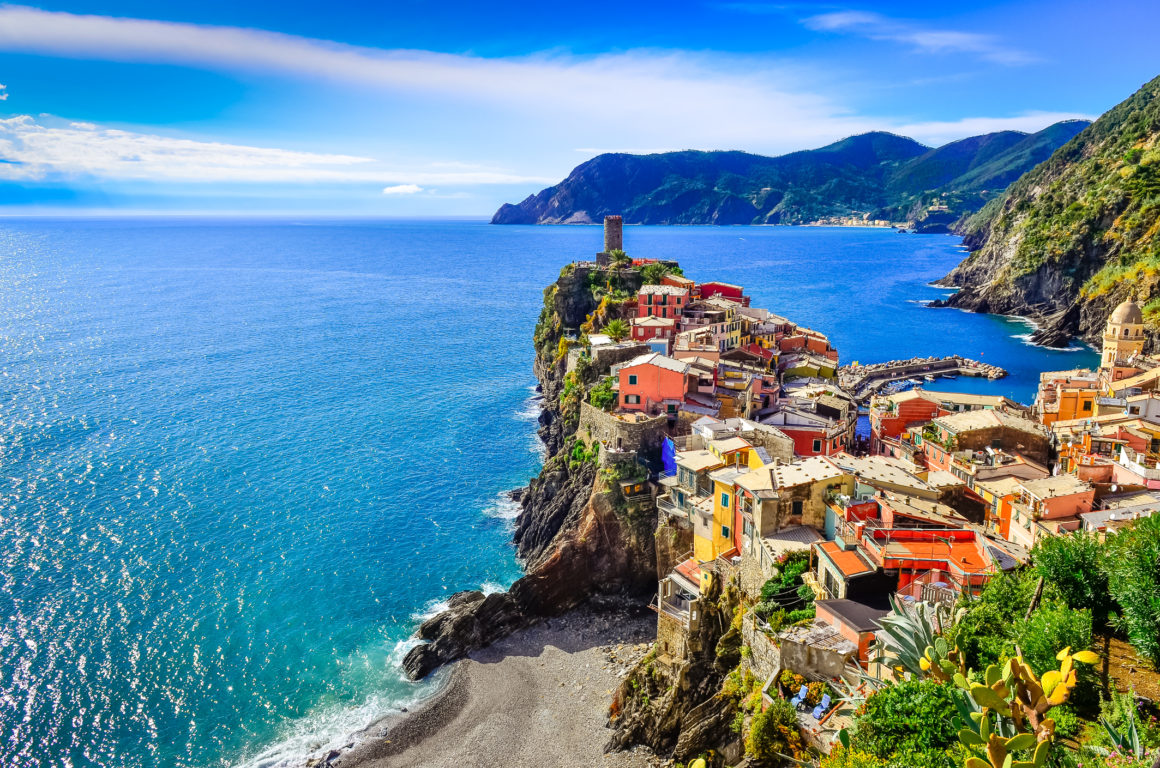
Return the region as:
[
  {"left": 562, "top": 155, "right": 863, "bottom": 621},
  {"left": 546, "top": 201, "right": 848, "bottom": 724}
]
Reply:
[
  {"left": 698, "top": 281, "right": 750, "bottom": 307},
  {"left": 636, "top": 285, "right": 689, "bottom": 320},
  {"left": 618, "top": 353, "right": 692, "bottom": 415},
  {"left": 631, "top": 316, "right": 676, "bottom": 351}
]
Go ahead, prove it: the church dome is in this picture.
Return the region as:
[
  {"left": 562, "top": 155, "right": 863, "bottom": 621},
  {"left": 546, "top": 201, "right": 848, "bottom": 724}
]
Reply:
[{"left": 1110, "top": 300, "right": 1144, "bottom": 325}]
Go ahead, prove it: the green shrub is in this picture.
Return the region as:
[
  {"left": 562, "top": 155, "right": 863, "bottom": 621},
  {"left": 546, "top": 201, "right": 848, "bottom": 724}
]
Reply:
[
  {"left": 1033, "top": 529, "right": 1113, "bottom": 624},
  {"left": 588, "top": 376, "right": 617, "bottom": 411},
  {"left": 851, "top": 679, "right": 958, "bottom": 761},
  {"left": 746, "top": 698, "right": 803, "bottom": 762},
  {"left": 1107, "top": 516, "right": 1160, "bottom": 667}
]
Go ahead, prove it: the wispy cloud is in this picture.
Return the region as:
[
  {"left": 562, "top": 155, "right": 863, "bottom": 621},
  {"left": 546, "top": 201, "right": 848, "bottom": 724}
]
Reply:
[
  {"left": 897, "top": 112, "right": 1093, "bottom": 147},
  {"left": 802, "top": 10, "right": 1036, "bottom": 65},
  {"left": 0, "top": 115, "right": 554, "bottom": 185},
  {"left": 0, "top": 4, "right": 1087, "bottom": 198},
  {"left": 0, "top": 83, "right": 8, "bottom": 101},
  {"left": 381, "top": 184, "right": 422, "bottom": 195},
  {"left": 0, "top": 5, "right": 870, "bottom": 153}
]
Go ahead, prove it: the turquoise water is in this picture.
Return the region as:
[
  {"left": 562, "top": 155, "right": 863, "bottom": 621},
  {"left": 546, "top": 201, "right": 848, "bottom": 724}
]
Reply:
[{"left": 0, "top": 220, "right": 1097, "bottom": 768}]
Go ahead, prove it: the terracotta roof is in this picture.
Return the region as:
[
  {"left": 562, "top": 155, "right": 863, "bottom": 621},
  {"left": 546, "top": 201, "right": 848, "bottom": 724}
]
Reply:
[{"left": 817, "top": 541, "right": 875, "bottom": 578}]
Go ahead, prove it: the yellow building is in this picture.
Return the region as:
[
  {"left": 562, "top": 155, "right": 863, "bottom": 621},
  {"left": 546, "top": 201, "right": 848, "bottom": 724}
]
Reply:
[
  {"left": 692, "top": 437, "right": 769, "bottom": 562},
  {"left": 1101, "top": 300, "right": 1146, "bottom": 377}
]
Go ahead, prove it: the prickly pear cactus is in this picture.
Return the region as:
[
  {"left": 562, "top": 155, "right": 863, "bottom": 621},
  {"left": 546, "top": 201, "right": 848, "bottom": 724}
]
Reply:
[{"left": 952, "top": 647, "right": 1099, "bottom": 768}]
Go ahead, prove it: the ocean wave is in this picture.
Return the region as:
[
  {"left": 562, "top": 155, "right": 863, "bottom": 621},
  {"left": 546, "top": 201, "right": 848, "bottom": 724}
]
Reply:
[
  {"left": 483, "top": 490, "right": 522, "bottom": 521},
  {"left": 1012, "top": 333, "right": 1087, "bottom": 352},
  {"left": 514, "top": 385, "right": 543, "bottom": 422},
  {"left": 234, "top": 640, "right": 435, "bottom": 768}
]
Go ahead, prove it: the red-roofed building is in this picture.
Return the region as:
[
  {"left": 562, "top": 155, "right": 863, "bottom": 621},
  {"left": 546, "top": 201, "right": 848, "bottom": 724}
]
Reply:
[{"left": 698, "top": 281, "right": 751, "bottom": 307}]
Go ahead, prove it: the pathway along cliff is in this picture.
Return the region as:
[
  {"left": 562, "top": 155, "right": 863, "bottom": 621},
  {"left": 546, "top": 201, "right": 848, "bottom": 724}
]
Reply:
[{"left": 401, "top": 261, "right": 659, "bottom": 681}]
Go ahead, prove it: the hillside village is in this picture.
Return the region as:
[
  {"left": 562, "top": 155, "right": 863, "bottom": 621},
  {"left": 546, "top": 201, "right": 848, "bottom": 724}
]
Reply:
[{"left": 554, "top": 217, "right": 1160, "bottom": 767}]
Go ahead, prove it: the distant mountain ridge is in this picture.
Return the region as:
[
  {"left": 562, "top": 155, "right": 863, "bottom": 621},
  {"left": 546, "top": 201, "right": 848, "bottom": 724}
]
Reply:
[
  {"left": 936, "top": 74, "right": 1160, "bottom": 347},
  {"left": 491, "top": 121, "right": 1089, "bottom": 228}
]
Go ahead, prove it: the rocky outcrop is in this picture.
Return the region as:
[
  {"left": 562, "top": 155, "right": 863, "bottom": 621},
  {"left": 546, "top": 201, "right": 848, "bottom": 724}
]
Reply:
[
  {"left": 402, "top": 463, "right": 658, "bottom": 679},
  {"left": 934, "top": 75, "right": 1160, "bottom": 348},
  {"left": 401, "top": 263, "right": 658, "bottom": 681},
  {"left": 606, "top": 575, "right": 745, "bottom": 761}
]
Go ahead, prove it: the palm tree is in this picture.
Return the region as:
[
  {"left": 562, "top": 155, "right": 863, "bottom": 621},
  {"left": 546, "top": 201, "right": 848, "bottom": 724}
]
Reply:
[
  {"left": 607, "top": 249, "right": 631, "bottom": 267},
  {"left": 604, "top": 318, "right": 630, "bottom": 342}
]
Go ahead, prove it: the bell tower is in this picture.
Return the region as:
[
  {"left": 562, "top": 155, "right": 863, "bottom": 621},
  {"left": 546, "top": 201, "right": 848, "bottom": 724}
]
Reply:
[{"left": 1101, "top": 299, "right": 1146, "bottom": 370}]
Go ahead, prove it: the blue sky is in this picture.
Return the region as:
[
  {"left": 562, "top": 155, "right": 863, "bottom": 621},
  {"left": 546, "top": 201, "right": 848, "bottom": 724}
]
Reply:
[{"left": 0, "top": 0, "right": 1156, "bottom": 215}]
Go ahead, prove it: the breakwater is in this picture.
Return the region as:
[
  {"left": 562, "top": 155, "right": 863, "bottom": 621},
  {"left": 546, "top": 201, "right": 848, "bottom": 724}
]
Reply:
[{"left": 839, "top": 355, "right": 1008, "bottom": 403}]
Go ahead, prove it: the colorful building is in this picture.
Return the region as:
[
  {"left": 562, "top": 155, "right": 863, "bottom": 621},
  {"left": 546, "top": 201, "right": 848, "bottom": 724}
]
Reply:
[
  {"left": 617, "top": 353, "right": 692, "bottom": 415},
  {"left": 636, "top": 284, "right": 689, "bottom": 320}
]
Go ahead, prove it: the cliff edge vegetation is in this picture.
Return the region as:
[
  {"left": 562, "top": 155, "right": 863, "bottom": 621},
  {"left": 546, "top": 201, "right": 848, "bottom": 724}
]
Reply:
[{"left": 939, "top": 74, "right": 1160, "bottom": 347}]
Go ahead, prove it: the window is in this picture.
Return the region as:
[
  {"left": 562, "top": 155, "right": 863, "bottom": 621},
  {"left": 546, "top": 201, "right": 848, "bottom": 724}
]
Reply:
[
  {"left": 628, "top": 374, "right": 637, "bottom": 385},
  {"left": 1081, "top": 400, "right": 1092, "bottom": 412},
  {"left": 792, "top": 500, "right": 803, "bottom": 516},
  {"left": 812, "top": 439, "right": 822, "bottom": 453},
  {"left": 667, "top": 403, "right": 677, "bottom": 414},
  {"left": 721, "top": 525, "right": 730, "bottom": 539},
  {"left": 720, "top": 492, "right": 730, "bottom": 507},
  {"left": 625, "top": 394, "right": 640, "bottom": 404}
]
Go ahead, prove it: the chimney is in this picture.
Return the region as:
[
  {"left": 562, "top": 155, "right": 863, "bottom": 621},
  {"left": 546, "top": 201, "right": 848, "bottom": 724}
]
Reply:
[{"left": 604, "top": 215, "right": 623, "bottom": 253}]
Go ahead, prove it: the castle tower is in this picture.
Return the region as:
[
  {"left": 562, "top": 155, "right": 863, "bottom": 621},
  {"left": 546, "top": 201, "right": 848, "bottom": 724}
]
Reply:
[
  {"left": 603, "top": 215, "right": 623, "bottom": 253},
  {"left": 1101, "top": 299, "right": 1146, "bottom": 370}
]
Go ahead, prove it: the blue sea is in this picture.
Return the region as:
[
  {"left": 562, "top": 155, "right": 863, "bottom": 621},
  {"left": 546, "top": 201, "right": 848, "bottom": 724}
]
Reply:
[{"left": 0, "top": 219, "right": 1098, "bottom": 768}]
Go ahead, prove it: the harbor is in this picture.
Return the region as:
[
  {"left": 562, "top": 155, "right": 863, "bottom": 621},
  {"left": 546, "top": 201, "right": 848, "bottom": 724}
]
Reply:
[{"left": 838, "top": 355, "right": 1008, "bottom": 404}]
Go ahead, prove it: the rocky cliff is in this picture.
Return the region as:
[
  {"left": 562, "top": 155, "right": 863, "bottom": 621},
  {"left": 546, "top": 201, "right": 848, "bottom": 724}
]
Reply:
[
  {"left": 402, "top": 262, "right": 655, "bottom": 680},
  {"left": 491, "top": 124, "right": 1087, "bottom": 228},
  {"left": 606, "top": 572, "right": 746, "bottom": 763},
  {"left": 935, "top": 75, "right": 1160, "bottom": 348}
]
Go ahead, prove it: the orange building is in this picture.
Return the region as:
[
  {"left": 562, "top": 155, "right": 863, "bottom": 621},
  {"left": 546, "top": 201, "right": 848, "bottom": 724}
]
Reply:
[{"left": 617, "top": 353, "right": 692, "bottom": 415}]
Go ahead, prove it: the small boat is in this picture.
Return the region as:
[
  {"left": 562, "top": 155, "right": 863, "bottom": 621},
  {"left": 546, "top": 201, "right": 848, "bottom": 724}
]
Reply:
[
  {"left": 924, "top": 374, "right": 936, "bottom": 382},
  {"left": 943, "top": 374, "right": 957, "bottom": 380}
]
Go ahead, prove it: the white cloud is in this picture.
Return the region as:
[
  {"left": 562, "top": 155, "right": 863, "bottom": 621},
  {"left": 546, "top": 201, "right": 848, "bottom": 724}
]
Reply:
[
  {"left": 897, "top": 113, "right": 1093, "bottom": 147},
  {"left": 0, "top": 5, "right": 1089, "bottom": 197},
  {"left": 803, "top": 10, "right": 1036, "bottom": 65},
  {"left": 0, "top": 5, "right": 872, "bottom": 153},
  {"left": 0, "top": 115, "right": 555, "bottom": 185},
  {"left": 381, "top": 184, "right": 422, "bottom": 195},
  {"left": 0, "top": 83, "right": 8, "bottom": 101}
]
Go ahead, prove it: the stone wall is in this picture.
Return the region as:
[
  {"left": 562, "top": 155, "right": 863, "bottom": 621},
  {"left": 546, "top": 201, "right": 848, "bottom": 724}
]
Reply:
[
  {"left": 656, "top": 611, "right": 689, "bottom": 664},
  {"left": 578, "top": 401, "right": 669, "bottom": 455},
  {"left": 592, "top": 342, "right": 651, "bottom": 376},
  {"left": 742, "top": 612, "right": 782, "bottom": 685},
  {"left": 956, "top": 426, "right": 1051, "bottom": 465}
]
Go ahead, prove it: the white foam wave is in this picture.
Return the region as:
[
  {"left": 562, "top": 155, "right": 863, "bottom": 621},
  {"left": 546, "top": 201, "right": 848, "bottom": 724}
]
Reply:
[
  {"left": 410, "top": 596, "right": 451, "bottom": 623},
  {"left": 1012, "top": 333, "right": 1087, "bottom": 352},
  {"left": 233, "top": 644, "right": 436, "bottom": 768},
  {"left": 483, "top": 491, "right": 522, "bottom": 521}
]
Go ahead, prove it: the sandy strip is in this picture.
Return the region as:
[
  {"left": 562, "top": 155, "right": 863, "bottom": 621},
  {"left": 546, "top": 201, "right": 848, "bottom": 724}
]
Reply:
[{"left": 335, "top": 603, "right": 663, "bottom": 768}]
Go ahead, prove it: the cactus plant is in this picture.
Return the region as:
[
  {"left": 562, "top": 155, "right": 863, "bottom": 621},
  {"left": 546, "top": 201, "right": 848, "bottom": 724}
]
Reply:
[
  {"left": 951, "top": 647, "right": 1099, "bottom": 768},
  {"left": 872, "top": 596, "right": 958, "bottom": 680}
]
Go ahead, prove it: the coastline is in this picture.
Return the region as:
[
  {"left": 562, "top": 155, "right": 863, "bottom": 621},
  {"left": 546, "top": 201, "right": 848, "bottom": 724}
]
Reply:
[{"left": 330, "top": 602, "right": 661, "bottom": 768}]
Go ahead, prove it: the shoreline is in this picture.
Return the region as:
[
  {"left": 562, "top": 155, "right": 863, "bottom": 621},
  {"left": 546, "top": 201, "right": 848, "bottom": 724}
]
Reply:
[{"left": 329, "top": 602, "right": 661, "bottom": 768}]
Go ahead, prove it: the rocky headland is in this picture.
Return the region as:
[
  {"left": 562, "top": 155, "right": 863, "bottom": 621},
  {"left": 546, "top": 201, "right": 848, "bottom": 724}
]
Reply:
[
  {"left": 401, "top": 261, "right": 656, "bottom": 682},
  {"left": 932, "top": 74, "right": 1160, "bottom": 349}
]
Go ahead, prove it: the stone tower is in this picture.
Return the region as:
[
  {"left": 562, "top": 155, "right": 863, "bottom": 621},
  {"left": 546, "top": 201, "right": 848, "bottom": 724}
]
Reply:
[
  {"left": 1101, "top": 299, "right": 1146, "bottom": 369},
  {"left": 603, "top": 215, "right": 623, "bottom": 253}
]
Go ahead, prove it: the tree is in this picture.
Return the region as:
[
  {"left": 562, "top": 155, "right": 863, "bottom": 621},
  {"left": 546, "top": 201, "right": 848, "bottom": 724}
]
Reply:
[
  {"left": 604, "top": 318, "right": 630, "bottom": 342},
  {"left": 1106, "top": 515, "right": 1160, "bottom": 667},
  {"left": 588, "top": 377, "right": 617, "bottom": 411},
  {"left": 607, "top": 249, "right": 631, "bottom": 267},
  {"left": 640, "top": 262, "right": 684, "bottom": 285},
  {"left": 1032, "top": 530, "right": 1113, "bottom": 625}
]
